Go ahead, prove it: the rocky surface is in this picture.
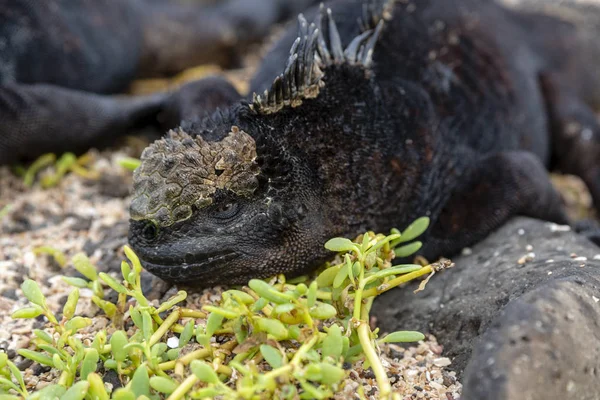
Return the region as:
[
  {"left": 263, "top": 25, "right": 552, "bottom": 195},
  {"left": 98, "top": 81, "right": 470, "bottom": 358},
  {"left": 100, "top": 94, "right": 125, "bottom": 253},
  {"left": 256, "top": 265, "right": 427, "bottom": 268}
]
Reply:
[
  {"left": 374, "top": 217, "right": 600, "bottom": 399},
  {"left": 462, "top": 272, "right": 600, "bottom": 400}
]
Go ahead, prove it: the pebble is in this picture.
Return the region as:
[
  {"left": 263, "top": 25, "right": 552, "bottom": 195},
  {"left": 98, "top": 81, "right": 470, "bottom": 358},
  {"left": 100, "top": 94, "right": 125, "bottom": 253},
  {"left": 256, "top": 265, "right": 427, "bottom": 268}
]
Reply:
[
  {"left": 547, "top": 223, "right": 571, "bottom": 232},
  {"left": 167, "top": 336, "right": 179, "bottom": 349},
  {"left": 517, "top": 252, "right": 535, "bottom": 264},
  {"left": 433, "top": 357, "right": 452, "bottom": 367},
  {"left": 23, "top": 252, "right": 36, "bottom": 266},
  {"left": 442, "top": 371, "right": 456, "bottom": 386},
  {"left": 1, "top": 288, "right": 18, "bottom": 300}
]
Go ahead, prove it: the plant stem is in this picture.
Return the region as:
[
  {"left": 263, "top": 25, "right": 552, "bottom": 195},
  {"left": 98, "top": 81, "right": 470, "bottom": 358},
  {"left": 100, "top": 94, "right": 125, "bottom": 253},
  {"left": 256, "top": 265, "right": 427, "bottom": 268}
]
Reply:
[
  {"left": 158, "top": 360, "right": 176, "bottom": 370},
  {"left": 361, "top": 265, "right": 432, "bottom": 298},
  {"left": 166, "top": 374, "right": 198, "bottom": 400},
  {"left": 290, "top": 335, "right": 319, "bottom": 367},
  {"left": 353, "top": 286, "right": 364, "bottom": 321},
  {"left": 57, "top": 370, "right": 70, "bottom": 386},
  {"left": 149, "top": 309, "right": 180, "bottom": 346},
  {"left": 179, "top": 349, "right": 212, "bottom": 365},
  {"left": 352, "top": 262, "right": 367, "bottom": 321},
  {"left": 354, "top": 254, "right": 392, "bottom": 399},
  {"left": 357, "top": 322, "right": 391, "bottom": 398},
  {"left": 216, "top": 364, "right": 232, "bottom": 376},
  {"left": 263, "top": 364, "right": 293, "bottom": 380},
  {"left": 180, "top": 309, "right": 207, "bottom": 318}
]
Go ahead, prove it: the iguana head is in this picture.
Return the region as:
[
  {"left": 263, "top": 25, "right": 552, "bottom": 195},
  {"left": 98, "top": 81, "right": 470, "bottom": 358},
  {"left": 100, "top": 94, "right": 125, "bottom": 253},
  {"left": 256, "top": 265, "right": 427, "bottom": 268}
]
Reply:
[
  {"left": 128, "top": 117, "right": 327, "bottom": 286},
  {"left": 128, "top": 7, "right": 387, "bottom": 287}
]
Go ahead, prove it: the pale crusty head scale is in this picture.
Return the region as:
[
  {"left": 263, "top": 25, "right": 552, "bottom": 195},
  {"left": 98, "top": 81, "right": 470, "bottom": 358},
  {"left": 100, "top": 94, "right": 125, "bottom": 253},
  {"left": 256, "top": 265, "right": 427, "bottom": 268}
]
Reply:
[{"left": 130, "top": 126, "right": 260, "bottom": 227}]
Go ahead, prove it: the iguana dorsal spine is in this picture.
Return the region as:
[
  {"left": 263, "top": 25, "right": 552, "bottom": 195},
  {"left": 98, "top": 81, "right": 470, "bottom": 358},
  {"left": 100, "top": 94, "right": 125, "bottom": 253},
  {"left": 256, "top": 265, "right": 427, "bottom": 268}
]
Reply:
[{"left": 251, "top": 1, "right": 391, "bottom": 114}]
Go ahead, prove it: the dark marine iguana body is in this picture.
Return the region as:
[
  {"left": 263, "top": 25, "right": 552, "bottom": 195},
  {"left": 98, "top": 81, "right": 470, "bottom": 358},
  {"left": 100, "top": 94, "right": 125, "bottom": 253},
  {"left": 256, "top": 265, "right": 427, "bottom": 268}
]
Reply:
[
  {"left": 0, "top": 0, "right": 318, "bottom": 164},
  {"left": 126, "top": 0, "right": 600, "bottom": 287}
]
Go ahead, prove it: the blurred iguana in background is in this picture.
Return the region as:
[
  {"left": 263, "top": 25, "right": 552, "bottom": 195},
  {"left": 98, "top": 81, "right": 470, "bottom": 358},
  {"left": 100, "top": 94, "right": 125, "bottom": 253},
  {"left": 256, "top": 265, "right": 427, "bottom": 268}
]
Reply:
[{"left": 0, "top": 0, "right": 318, "bottom": 164}]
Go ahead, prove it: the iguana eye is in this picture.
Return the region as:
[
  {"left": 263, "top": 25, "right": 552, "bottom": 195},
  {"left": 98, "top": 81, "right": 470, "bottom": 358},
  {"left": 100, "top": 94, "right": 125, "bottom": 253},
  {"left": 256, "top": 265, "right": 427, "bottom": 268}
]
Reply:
[
  {"left": 213, "top": 202, "right": 239, "bottom": 219},
  {"left": 142, "top": 221, "right": 159, "bottom": 241}
]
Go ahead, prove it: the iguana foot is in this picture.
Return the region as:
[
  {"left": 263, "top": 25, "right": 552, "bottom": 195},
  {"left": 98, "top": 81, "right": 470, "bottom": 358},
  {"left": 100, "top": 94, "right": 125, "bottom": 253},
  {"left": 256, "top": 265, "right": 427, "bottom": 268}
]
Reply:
[
  {"left": 421, "top": 150, "right": 568, "bottom": 259},
  {"left": 540, "top": 74, "right": 600, "bottom": 211}
]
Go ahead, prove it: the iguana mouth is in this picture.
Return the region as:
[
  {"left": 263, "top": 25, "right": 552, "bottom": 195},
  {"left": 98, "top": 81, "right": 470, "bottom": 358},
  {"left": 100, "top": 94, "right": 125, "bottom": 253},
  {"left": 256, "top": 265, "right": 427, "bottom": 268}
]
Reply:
[{"left": 139, "top": 251, "right": 238, "bottom": 284}]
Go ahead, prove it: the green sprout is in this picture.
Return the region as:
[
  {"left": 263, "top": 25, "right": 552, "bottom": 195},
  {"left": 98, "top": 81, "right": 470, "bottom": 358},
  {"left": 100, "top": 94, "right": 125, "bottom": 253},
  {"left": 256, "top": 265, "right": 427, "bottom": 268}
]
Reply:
[
  {"left": 1, "top": 217, "right": 452, "bottom": 399},
  {"left": 16, "top": 152, "right": 99, "bottom": 188},
  {"left": 117, "top": 157, "right": 142, "bottom": 172}
]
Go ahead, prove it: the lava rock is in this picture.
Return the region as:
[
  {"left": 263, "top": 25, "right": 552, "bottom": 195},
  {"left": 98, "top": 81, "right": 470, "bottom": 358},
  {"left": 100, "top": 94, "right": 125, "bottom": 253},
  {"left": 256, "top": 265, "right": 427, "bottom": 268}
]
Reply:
[
  {"left": 462, "top": 274, "right": 600, "bottom": 400},
  {"left": 373, "top": 217, "right": 600, "bottom": 398}
]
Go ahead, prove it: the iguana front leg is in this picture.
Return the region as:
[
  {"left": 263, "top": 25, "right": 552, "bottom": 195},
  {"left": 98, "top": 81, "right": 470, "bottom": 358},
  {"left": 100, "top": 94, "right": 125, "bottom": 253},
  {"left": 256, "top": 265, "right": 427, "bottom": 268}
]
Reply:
[
  {"left": 540, "top": 74, "right": 600, "bottom": 210},
  {"left": 421, "top": 151, "right": 570, "bottom": 259},
  {"left": 0, "top": 77, "right": 242, "bottom": 165},
  {"left": 539, "top": 74, "right": 600, "bottom": 245}
]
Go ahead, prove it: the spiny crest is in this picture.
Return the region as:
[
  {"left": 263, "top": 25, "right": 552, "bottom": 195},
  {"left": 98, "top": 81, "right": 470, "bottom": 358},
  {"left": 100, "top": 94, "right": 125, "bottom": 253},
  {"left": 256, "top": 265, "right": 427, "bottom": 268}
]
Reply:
[
  {"left": 359, "top": 0, "right": 394, "bottom": 32},
  {"left": 130, "top": 127, "right": 260, "bottom": 227},
  {"left": 251, "top": 14, "right": 323, "bottom": 114},
  {"left": 251, "top": 1, "right": 392, "bottom": 114}
]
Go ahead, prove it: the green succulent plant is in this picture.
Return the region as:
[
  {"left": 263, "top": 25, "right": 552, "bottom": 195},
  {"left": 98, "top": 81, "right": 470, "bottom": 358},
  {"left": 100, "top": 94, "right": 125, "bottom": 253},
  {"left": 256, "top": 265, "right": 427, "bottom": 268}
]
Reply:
[{"left": 1, "top": 217, "right": 452, "bottom": 400}]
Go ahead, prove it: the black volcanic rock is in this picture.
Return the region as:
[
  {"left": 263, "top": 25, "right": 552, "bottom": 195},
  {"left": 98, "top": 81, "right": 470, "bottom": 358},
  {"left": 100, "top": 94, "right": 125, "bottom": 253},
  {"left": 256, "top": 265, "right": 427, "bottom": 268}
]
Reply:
[{"left": 373, "top": 217, "right": 600, "bottom": 399}]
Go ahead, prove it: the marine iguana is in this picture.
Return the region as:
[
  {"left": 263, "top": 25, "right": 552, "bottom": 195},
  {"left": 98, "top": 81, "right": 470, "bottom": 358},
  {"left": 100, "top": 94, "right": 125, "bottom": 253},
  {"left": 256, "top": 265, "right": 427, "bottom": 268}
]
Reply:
[
  {"left": 126, "top": 0, "right": 600, "bottom": 287},
  {"left": 0, "top": 0, "right": 318, "bottom": 164}
]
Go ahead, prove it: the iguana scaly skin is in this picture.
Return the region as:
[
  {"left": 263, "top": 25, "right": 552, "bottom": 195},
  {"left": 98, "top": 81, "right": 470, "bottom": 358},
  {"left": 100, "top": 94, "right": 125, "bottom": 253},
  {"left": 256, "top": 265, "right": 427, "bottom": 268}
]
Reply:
[{"left": 128, "top": 0, "right": 600, "bottom": 286}]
